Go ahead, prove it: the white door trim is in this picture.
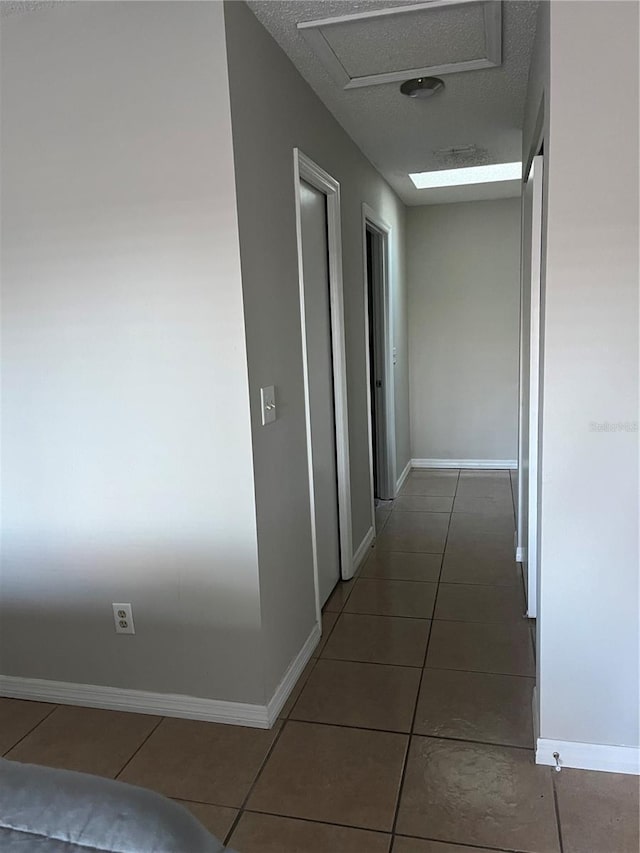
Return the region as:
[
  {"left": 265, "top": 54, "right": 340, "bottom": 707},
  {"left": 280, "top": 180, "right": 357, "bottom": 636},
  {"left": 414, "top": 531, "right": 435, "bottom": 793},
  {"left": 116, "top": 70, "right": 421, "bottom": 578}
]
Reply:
[
  {"left": 536, "top": 738, "right": 640, "bottom": 776},
  {"left": 526, "top": 154, "right": 544, "bottom": 619},
  {"left": 516, "top": 195, "right": 527, "bottom": 567},
  {"left": 294, "top": 149, "right": 354, "bottom": 607},
  {"left": 517, "top": 101, "right": 545, "bottom": 619},
  {"left": 362, "top": 203, "right": 396, "bottom": 511}
]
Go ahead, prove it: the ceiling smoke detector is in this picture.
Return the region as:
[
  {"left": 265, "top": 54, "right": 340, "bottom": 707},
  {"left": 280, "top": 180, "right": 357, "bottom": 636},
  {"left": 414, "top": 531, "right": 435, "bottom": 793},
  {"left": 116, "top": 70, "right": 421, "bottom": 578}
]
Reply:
[{"left": 400, "top": 77, "right": 444, "bottom": 99}]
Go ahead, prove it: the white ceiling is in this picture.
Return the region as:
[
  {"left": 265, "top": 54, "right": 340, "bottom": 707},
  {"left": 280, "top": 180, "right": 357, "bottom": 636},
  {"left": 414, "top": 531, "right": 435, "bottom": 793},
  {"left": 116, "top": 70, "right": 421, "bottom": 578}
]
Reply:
[
  {"left": 248, "top": 0, "right": 538, "bottom": 205},
  {"left": 323, "top": 5, "right": 487, "bottom": 77},
  {"left": 0, "top": 1, "right": 57, "bottom": 18}
]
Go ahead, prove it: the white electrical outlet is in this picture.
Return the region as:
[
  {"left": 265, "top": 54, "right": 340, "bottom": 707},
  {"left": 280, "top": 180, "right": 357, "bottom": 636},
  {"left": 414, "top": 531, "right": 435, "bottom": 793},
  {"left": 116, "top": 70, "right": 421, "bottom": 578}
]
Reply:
[{"left": 112, "top": 603, "right": 135, "bottom": 634}]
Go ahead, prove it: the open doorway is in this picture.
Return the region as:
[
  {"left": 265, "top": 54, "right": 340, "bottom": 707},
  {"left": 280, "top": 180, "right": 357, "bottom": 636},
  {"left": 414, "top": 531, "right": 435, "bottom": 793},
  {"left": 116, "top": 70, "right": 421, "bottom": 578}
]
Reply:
[{"left": 363, "top": 205, "right": 396, "bottom": 513}]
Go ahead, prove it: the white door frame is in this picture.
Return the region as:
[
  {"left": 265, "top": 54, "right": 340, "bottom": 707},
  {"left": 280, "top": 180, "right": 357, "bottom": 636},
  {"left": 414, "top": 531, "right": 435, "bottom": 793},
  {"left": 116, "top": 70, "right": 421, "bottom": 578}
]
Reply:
[
  {"left": 293, "top": 149, "right": 354, "bottom": 623},
  {"left": 362, "top": 204, "right": 396, "bottom": 517},
  {"left": 516, "top": 187, "right": 530, "bottom": 567},
  {"left": 517, "top": 153, "right": 544, "bottom": 619},
  {"left": 526, "top": 154, "right": 544, "bottom": 618}
]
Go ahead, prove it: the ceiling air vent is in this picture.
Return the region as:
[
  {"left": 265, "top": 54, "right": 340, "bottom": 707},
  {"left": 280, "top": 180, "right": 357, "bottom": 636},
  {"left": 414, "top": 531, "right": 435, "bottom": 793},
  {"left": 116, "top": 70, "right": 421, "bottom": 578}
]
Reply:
[{"left": 434, "top": 145, "right": 491, "bottom": 167}]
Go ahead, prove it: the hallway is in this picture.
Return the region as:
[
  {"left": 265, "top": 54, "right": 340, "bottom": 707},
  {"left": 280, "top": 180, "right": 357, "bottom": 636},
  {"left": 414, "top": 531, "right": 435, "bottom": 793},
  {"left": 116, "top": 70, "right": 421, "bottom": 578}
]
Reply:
[
  {"left": 278, "top": 466, "right": 546, "bottom": 850},
  {"left": 2, "top": 468, "right": 638, "bottom": 852}
]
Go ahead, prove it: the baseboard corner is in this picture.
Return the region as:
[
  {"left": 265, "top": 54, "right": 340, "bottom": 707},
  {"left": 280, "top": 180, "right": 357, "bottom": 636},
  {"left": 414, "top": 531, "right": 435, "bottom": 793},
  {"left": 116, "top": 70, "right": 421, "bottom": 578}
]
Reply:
[
  {"left": 352, "top": 525, "right": 375, "bottom": 574},
  {"left": 266, "top": 621, "right": 320, "bottom": 726},
  {"left": 395, "top": 459, "right": 412, "bottom": 494},
  {"left": 536, "top": 737, "right": 640, "bottom": 775}
]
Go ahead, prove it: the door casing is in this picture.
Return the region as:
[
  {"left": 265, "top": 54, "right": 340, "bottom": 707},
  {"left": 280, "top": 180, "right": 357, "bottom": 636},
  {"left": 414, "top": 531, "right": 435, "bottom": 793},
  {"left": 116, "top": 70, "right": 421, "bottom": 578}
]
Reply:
[
  {"left": 517, "top": 153, "right": 545, "bottom": 619},
  {"left": 293, "top": 149, "right": 354, "bottom": 628},
  {"left": 362, "top": 204, "right": 396, "bottom": 521}
]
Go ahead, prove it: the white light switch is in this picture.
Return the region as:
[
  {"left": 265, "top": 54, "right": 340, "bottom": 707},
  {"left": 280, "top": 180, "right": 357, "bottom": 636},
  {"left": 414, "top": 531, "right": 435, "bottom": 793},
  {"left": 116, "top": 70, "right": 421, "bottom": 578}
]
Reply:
[{"left": 260, "top": 385, "right": 276, "bottom": 426}]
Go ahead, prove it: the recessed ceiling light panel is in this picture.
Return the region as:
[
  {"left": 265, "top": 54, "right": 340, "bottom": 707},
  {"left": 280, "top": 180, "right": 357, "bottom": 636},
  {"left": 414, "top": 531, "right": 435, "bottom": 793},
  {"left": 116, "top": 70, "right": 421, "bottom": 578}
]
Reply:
[{"left": 409, "top": 162, "right": 522, "bottom": 189}]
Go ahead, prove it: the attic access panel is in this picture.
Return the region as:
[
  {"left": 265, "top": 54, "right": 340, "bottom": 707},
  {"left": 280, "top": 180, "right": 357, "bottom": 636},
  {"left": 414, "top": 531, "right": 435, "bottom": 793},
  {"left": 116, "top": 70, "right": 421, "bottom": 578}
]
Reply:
[{"left": 297, "top": 0, "right": 502, "bottom": 90}]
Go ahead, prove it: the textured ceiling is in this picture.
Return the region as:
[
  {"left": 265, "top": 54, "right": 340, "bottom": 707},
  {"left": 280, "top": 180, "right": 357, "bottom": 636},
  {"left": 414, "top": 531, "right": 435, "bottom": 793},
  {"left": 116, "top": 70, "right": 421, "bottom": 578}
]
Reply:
[
  {"left": 320, "top": 3, "right": 487, "bottom": 78},
  {"left": 0, "top": 1, "right": 58, "bottom": 18},
  {"left": 248, "top": 0, "right": 538, "bottom": 205}
]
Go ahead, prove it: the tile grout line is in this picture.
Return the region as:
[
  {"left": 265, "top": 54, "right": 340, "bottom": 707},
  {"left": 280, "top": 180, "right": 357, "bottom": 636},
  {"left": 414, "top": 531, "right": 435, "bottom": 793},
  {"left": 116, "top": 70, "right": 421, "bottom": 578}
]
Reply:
[
  {"left": 2, "top": 702, "right": 59, "bottom": 757},
  {"left": 389, "top": 468, "right": 460, "bottom": 839},
  {"left": 317, "top": 652, "right": 536, "bottom": 679},
  {"left": 359, "top": 579, "right": 524, "bottom": 589},
  {"left": 376, "top": 509, "right": 391, "bottom": 535},
  {"left": 282, "top": 715, "right": 536, "bottom": 751},
  {"left": 278, "top": 587, "right": 348, "bottom": 720},
  {"left": 225, "top": 806, "right": 536, "bottom": 853},
  {"left": 282, "top": 656, "right": 319, "bottom": 720},
  {"left": 318, "top": 653, "right": 425, "bottom": 670},
  {"left": 551, "top": 771, "right": 566, "bottom": 853},
  {"left": 375, "top": 548, "right": 447, "bottom": 557},
  {"left": 235, "top": 805, "right": 394, "bottom": 840},
  {"left": 392, "top": 829, "right": 533, "bottom": 853},
  {"left": 341, "top": 610, "right": 530, "bottom": 624},
  {"left": 390, "top": 509, "right": 452, "bottom": 515},
  {"left": 113, "top": 715, "right": 165, "bottom": 780},
  {"left": 422, "top": 664, "right": 535, "bottom": 680},
  {"left": 318, "top": 603, "right": 343, "bottom": 645},
  {"left": 222, "top": 717, "right": 290, "bottom": 846},
  {"left": 362, "top": 476, "right": 418, "bottom": 843},
  {"left": 423, "top": 467, "right": 460, "bottom": 676}
]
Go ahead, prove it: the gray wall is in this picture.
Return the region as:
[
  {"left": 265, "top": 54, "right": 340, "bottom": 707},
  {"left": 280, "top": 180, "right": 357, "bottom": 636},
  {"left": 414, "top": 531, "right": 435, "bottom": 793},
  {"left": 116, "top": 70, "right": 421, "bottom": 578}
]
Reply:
[
  {"left": 534, "top": 0, "right": 639, "bottom": 753},
  {"left": 223, "top": 1, "right": 410, "bottom": 697},
  {"left": 407, "top": 200, "right": 521, "bottom": 463},
  {"left": 0, "top": 1, "right": 265, "bottom": 704}
]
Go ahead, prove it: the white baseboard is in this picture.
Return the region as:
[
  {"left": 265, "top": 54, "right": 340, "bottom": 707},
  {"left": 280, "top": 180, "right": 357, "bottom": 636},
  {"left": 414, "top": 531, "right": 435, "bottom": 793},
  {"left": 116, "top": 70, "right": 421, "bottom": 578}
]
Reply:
[
  {"left": 0, "top": 624, "right": 321, "bottom": 731},
  {"left": 532, "top": 686, "right": 540, "bottom": 743},
  {"left": 266, "top": 621, "right": 320, "bottom": 726},
  {"left": 395, "top": 459, "right": 412, "bottom": 494},
  {"left": 0, "top": 675, "right": 271, "bottom": 728},
  {"left": 536, "top": 737, "right": 640, "bottom": 775},
  {"left": 515, "top": 546, "right": 525, "bottom": 562},
  {"left": 411, "top": 458, "right": 517, "bottom": 470},
  {"left": 351, "top": 525, "right": 375, "bottom": 575}
]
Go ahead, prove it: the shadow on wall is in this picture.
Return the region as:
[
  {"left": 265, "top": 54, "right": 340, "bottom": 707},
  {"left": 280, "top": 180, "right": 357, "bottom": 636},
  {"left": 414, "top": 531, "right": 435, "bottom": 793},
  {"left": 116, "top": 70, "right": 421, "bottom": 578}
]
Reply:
[{"left": 0, "top": 544, "right": 268, "bottom": 705}]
